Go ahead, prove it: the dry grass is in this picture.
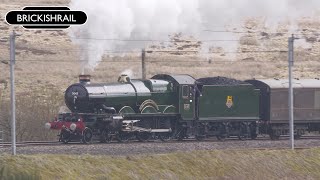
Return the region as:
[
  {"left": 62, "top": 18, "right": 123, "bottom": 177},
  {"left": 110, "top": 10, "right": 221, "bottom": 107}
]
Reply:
[{"left": 1, "top": 148, "right": 320, "bottom": 179}]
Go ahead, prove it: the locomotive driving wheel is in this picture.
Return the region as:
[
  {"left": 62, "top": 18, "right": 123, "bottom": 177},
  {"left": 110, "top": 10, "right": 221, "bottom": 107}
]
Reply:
[
  {"left": 116, "top": 132, "right": 133, "bottom": 143},
  {"left": 100, "top": 129, "right": 112, "bottom": 143},
  {"left": 136, "top": 132, "right": 152, "bottom": 142},
  {"left": 159, "top": 132, "right": 172, "bottom": 142},
  {"left": 82, "top": 127, "right": 93, "bottom": 144},
  {"left": 158, "top": 119, "right": 172, "bottom": 142}
]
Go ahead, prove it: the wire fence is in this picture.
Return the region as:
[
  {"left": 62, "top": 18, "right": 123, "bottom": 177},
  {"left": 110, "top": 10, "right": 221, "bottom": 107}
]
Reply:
[{"left": 0, "top": 32, "right": 317, "bottom": 70}]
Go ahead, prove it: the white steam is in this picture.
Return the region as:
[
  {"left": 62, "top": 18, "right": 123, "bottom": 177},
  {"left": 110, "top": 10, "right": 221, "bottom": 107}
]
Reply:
[{"left": 68, "top": 0, "right": 320, "bottom": 71}]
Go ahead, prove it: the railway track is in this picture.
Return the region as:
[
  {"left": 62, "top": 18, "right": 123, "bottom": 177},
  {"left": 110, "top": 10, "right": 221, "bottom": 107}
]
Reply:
[
  {"left": 0, "top": 141, "right": 62, "bottom": 147},
  {"left": 0, "top": 135, "right": 319, "bottom": 147},
  {"left": 0, "top": 137, "right": 319, "bottom": 156}
]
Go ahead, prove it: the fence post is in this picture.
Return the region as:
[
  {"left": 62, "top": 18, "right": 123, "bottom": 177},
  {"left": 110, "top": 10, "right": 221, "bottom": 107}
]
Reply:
[{"left": 141, "top": 49, "right": 146, "bottom": 79}]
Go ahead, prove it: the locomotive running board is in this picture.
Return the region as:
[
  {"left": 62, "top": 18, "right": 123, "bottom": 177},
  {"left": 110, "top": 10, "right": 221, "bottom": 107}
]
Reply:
[
  {"left": 150, "top": 129, "right": 172, "bottom": 133},
  {"left": 122, "top": 126, "right": 172, "bottom": 133},
  {"left": 122, "top": 120, "right": 171, "bottom": 133},
  {"left": 122, "top": 126, "right": 171, "bottom": 133},
  {"left": 122, "top": 120, "right": 140, "bottom": 124},
  {"left": 113, "top": 116, "right": 124, "bottom": 120}
]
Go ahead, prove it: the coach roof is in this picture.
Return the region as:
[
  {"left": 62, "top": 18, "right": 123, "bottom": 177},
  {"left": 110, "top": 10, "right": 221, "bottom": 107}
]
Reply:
[{"left": 248, "top": 79, "right": 320, "bottom": 89}]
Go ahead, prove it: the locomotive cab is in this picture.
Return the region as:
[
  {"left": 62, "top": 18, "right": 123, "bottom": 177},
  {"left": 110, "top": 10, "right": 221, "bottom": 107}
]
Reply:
[{"left": 151, "top": 74, "right": 196, "bottom": 120}]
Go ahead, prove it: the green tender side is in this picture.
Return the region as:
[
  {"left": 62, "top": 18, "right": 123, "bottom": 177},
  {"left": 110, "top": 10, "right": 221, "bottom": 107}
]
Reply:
[{"left": 198, "top": 85, "right": 260, "bottom": 121}]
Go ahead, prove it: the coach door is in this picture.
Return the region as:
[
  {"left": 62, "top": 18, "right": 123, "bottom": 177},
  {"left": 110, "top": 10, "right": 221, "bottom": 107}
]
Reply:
[{"left": 179, "top": 85, "right": 195, "bottom": 120}]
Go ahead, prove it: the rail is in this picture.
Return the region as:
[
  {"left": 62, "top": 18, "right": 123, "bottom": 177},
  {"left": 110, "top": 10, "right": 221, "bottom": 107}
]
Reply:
[{"left": 0, "top": 135, "right": 319, "bottom": 148}]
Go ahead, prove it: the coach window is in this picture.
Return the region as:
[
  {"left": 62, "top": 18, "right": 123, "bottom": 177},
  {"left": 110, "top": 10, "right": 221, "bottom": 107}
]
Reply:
[{"left": 182, "top": 85, "right": 189, "bottom": 98}]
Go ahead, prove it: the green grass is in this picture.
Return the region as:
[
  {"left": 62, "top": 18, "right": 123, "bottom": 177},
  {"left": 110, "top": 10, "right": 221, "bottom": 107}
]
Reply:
[{"left": 1, "top": 148, "right": 320, "bottom": 179}]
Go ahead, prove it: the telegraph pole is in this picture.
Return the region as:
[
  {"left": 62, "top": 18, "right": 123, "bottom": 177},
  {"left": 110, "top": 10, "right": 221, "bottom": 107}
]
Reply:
[
  {"left": 288, "top": 34, "right": 294, "bottom": 150},
  {"left": 10, "top": 30, "right": 17, "bottom": 155},
  {"left": 141, "top": 49, "right": 146, "bottom": 79}
]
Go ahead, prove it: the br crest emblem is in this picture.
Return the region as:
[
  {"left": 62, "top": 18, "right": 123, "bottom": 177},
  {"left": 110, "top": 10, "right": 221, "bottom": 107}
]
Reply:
[{"left": 226, "top": 96, "right": 233, "bottom": 108}]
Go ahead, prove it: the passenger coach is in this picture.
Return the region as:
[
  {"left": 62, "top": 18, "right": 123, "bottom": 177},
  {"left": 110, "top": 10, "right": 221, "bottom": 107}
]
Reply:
[{"left": 247, "top": 78, "right": 320, "bottom": 139}]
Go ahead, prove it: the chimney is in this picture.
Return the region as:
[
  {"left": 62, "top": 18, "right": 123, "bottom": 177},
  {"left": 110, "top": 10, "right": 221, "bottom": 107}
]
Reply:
[
  {"left": 79, "top": 74, "right": 91, "bottom": 84},
  {"left": 118, "top": 74, "right": 131, "bottom": 83}
]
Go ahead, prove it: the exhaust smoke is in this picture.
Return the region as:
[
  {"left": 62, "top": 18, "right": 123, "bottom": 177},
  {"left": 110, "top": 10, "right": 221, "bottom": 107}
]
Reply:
[{"left": 68, "top": 0, "right": 320, "bottom": 71}]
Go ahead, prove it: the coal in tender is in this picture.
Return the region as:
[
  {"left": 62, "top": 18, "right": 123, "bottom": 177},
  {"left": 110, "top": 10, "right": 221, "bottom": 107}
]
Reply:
[{"left": 196, "top": 77, "right": 248, "bottom": 86}]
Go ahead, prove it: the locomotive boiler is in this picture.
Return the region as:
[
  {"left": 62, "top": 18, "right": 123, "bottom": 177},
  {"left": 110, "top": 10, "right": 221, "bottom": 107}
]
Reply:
[{"left": 65, "top": 74, "right": 177, "bottom": 114}]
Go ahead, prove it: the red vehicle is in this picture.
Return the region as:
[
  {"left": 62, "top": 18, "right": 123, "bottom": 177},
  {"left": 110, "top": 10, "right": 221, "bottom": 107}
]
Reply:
[{"left": 45, "top": 113, "right": 90, "bottom": 143}]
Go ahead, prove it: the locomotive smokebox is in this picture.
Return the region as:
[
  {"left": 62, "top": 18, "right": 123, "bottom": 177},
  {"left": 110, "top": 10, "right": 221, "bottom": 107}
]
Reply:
[{"left": 79, "top": 74, "right": 91, "bottom": 84}]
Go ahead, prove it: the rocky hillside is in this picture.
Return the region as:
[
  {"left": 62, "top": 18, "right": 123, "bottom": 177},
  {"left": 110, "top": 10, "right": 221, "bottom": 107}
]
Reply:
[{"left": 0, "top": 1, "right": 319, "bottom": 96}]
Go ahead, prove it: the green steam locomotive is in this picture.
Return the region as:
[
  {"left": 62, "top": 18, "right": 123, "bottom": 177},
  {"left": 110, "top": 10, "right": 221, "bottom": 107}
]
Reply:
[{"left": 47, "top": 74, "right": 260, "bottom": 143}]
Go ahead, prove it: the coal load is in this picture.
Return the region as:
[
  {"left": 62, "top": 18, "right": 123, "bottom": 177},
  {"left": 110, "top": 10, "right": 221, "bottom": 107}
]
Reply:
[{"left": 196, "top": 77, "right": 248, "bottom": 86}]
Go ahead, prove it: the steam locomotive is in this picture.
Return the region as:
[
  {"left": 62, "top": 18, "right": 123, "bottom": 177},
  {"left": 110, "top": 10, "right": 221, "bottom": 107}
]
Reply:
[{"left": 45, "top": 74, "right": 320, "bottom": 143}]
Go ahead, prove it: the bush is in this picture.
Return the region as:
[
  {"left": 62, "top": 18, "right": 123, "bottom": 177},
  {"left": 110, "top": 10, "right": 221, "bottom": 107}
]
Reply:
[{"left": 0, "top": 88, "right": 62, "bottom": 141}]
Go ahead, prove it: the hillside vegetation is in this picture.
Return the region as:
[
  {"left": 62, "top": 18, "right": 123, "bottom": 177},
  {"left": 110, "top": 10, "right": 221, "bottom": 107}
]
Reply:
[{"left": 1, "top": 148, "right": 320, "bottom": 179}]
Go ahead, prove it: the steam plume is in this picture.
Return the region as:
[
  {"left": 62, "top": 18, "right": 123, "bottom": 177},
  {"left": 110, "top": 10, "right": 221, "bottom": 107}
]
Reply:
[{"left": 68, "top": 0, "right": 320, "bottom": 71}]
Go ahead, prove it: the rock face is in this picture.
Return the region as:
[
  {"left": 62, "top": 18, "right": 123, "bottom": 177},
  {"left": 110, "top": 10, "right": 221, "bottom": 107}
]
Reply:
[{"left": 0, "top": 3, "right": 320, "bottom": 95}]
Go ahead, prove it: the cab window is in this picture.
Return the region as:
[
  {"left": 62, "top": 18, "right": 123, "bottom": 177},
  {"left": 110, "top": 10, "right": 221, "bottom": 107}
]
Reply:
[{"left": 182, "top": 85, "right": 189, "bottom": 98}]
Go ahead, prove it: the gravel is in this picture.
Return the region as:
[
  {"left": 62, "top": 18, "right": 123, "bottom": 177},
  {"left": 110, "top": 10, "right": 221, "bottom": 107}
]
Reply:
[{"left": 1, "top": 137, "right": 320, "bottom": 156}]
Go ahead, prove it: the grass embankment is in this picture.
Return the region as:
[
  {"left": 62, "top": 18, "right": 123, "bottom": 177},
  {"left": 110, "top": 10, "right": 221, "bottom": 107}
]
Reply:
[{"left": 1, "top": 148, "right": 320, "bottom": 179}]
